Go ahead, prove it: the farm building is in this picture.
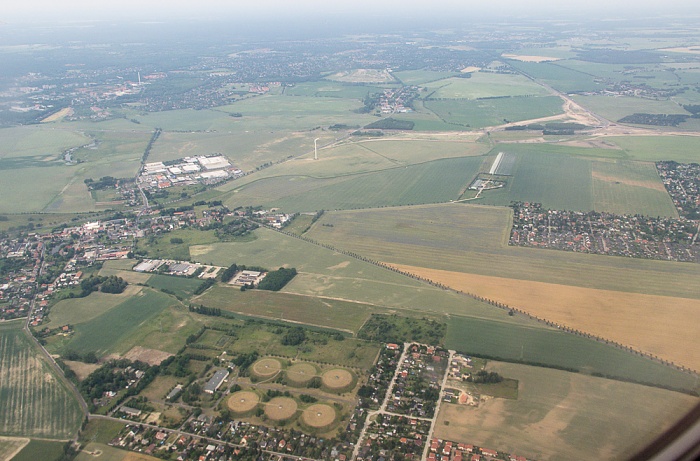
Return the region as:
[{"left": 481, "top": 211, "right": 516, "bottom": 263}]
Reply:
[{"left": 204, "top": 369, "right": 230, "bottom": 394}]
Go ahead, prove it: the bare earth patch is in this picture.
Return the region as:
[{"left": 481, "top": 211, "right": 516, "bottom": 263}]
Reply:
[
  {"left": 64, "top": 360, "right": 100, "bottom": 380},
  {"left": 389, "top": 263, "right": 700, "bottom": 370},
  {"left": 123, "top": 347, "right": 173, "bottom": 366}
]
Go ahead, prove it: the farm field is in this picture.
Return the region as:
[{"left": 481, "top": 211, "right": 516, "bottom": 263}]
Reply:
[
  {"left": 148, "top": 129, "right": 326, "bottom": 172},
  {"left": 283, "top": 81, "right": 389, "bottom": 99},
  {"left": 474, "top": 149, "right": 594, "bottom": 211},
  {"left": 145, "top": 274, "right": 207, "bottom": 299},
  {"left": 221, "top": 156, "right": 482, "bottom": 212},
  {"left": 0, "top": 436, "right": 28, "bottom": 461},
  {"left": 48, "top": 288, "right": 177, "bottom": 357},
  {"left": 393, "top": 70, "right": 459, "bottom": 85},
  {"left": 424, "top": 95, "right": 564, "bottom": 128},
  {"left": 443, "top": 315, "right": 697, "bottom": 391},
  {"left": 305, "top": 204, "right": 700, "bottom": 299},
  {"left": 506, "top": 61, "right": 600, "bottom": 93},
  {"left": 190, "top": 227, "right": 537, "bottom": 324},
  {"left": 0, "top": 125, "right": 149, "bottom": 213},
  {"left": 0, "top": 126, "right": 89, "bottom": 158},
  {"left": 400, "top": 264, "right": 700, "bottom": 373},
  {"left": 592, "top": 160, "right": 677, "bottom": 217},
  {"left": 134, "top": 228, "right": 220, "bottom": 261},
  {"left": 10, "top": 439, "right": 66, "bottom": 461},
  {"left": 422, "top": 73, "right": 550, "bottom": 99},
  {"left": 434, "top": 362, "right": 699, "bottom": 461},
  {"left": 604, "top": 135, "right": 700, "bottom": 163},
  {"left": 571, "top": 94, "right": 690, "bottom": 122},
  {"left": 44, "top": 285, "right": 145, "bottom": 329},
  {"left": 0, "top": 323, "right": 83, "bottom": 439},
  {"left": 0, "top": 166, "right": 75, "bottom": 213},
  {"left": 195, "top": 285, "right": 376, "bottom": 333}
]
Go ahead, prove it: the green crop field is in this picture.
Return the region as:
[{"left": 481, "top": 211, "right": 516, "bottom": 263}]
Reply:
[
  {"left": 11, "top": 439, "right": 67, "bottom": 461},
  {"left": 435, "top": 362, "right": 699, "bottom": 461},
  {"left": 422, "top": 74, "right": 550, "bottom": 99},
  {"left": 223, "top": 156, "right": 482, "bottom": 212},
  {"left": 49, "top": 288, "right": 176, "bottom": 357},
  {"left": 471, "top": 145, "right": 673, "bottom": 214},
  {"left": 146, "top": 274, "right": 207, "bottom": 299},
  {"left": 424, "top": 96, "right": 564, "bottom": 128},
  {"left": 571, "top": 95, "right": 689, "bottom": 122},
  {"left": 0, "top": 126, "right": 148, "bottom": 213},
  {"left": 0, "top": 323, "right": 83, "bottom": 439},
  {"left": 196, "top": 286, "right": 374, "bottom": 333},
  {"left": 592, "top": 160, "right": 677, "bottom": 217},
  {"left": 284, "top": 81, "right": 388, "bottom": 99},
  {"left": 605, "top": 135, "right": 700, "bottom": 163},
  {"left": 43, "top": 285, "right": 146, "bottom": 329},
  {"left": 135, "top": 228, "right": 220, "bottom": 260},
  {"left": 305, "top": 204, "right": 700, "bottom": 300},
  {"left": 148, "top": 129, "right": 329, "bottom": 172},
  {"left": 506, "top": 61, "right": 600, "bottom": 93},
  {"left": 393, "top": 70, "right": 459, "bottom": 85},
  {"left": 468, "top": 149, "right": 595, "bottom": 211},
  {"left": 444, "top": 316, "right": 697, "bottom": 392},
  {"left": 189, "top": 227, "right": 536, "bottom": 324},
  {"left": 0, "top": 126, "right": 89, "bottom": 158}
]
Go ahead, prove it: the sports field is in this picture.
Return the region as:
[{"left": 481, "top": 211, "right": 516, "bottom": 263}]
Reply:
[
  {"left": 434, "top": 362, "right": 698, "bottom": 461},
  {"left": 0, "top": 323, "right": 83, "bottom": 439}
]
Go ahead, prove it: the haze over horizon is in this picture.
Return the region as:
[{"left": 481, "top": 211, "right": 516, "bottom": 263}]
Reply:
[{"left": 3, "top": 0, "right": 700, "bottom": 24}]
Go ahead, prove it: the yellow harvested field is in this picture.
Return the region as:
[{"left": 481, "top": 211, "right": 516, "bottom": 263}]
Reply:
[
  {"left": 40, "top": 107, "right": 73, "bottom": 123},
  {"left": 390, "top": 263, "right": 700, "bottom": 370},
  {"left": 502, "top": 54, "right": 561, "bottom": 62},
  {"left": 460, "top": 66, "right": 481, "bottom": 73}
]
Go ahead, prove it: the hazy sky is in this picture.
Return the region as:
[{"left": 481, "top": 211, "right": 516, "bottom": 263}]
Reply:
[{"left": 3, "top": 0, "right": 700, "bottom": 23}]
